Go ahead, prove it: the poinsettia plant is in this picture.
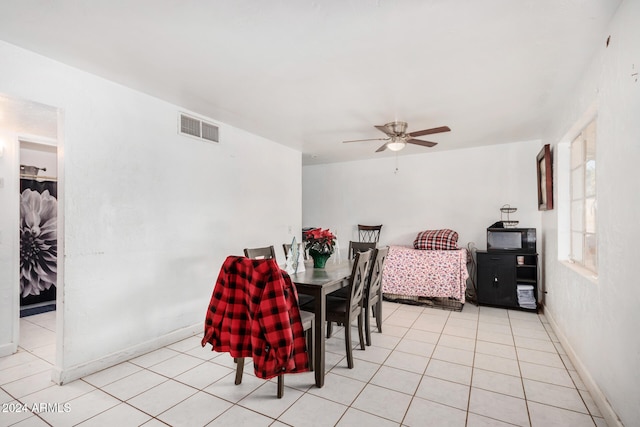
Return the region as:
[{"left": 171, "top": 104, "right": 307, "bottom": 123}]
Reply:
[{"left": 304, "top": 228, "right": 336, "bottom": 255}]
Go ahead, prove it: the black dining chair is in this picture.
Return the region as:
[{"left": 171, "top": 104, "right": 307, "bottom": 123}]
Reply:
[
  {"left": 358, "top": 224, "right": 382, "bottom": 243},
  {"left": 302, "top": 249, "right": 372, "bottom": 369},
  {"left": 243, "top": 246, "right": 276, "bottom": 260},
  {"left": 363, "top": 246, "right": 389, "bottom": 346},
  {"left": 327, "top": 246, "right": 388, "bottom": 346},
  {"left": 348, "top": 241, "right": 376, "bottom": 259},
  {"left": 204, "top": 256, "right": 313, "bottom": 399},
  {"left": 328, "top": 241, "right": 376, "bottom": 300},
  {"left": 235, "top": 310, "right": 314, "bottom": 398}
]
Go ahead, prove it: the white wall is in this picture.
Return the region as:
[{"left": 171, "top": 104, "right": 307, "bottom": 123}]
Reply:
[
  {"left": 20, "top": 143, "right": 58, "bottom": 178},
  {"left": 0, "top": 130, "right": 21, "bottom": 356},
  {"left": 303, "top": 141, "right": 542, "bottom": 257},
  {"left": 0, "top": 40, "right": 302, "bottom": 382},
  {"left": 541, "top": 1, "right": 639, "bottom": 425}
]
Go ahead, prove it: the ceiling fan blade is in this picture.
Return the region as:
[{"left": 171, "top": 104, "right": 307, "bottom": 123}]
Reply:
[
  {"left": 375, "top": 143, "right": 388, "bottom": 152},
  {"left": 374, "top": 125, "right": 394, "bottom": 136},
  {"left": 407, "top": 126, "right": 451, "bottom": 138},
  {"left": 407, "top": 138, "right": 438, "bottom": 147},
  {"left": 343, "top": 137, "right": 388, "bottom": 143}
]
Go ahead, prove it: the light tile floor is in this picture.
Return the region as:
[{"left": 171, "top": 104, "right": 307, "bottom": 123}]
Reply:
[{"left": 0, "top": 302, "right": 608, "bottom": 426}]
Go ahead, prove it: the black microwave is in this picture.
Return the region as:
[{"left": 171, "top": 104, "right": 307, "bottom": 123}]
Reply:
[{"left": 487, "top": 227, "right": 536, "bottom": 253}]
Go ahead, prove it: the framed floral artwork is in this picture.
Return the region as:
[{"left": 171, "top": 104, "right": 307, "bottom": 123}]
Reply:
[
  {"left": 20, "top": 179, "right": 57, "bottom": 308},
  {"left": 537, "top": 144, "right": 553, "bottom": 210}
]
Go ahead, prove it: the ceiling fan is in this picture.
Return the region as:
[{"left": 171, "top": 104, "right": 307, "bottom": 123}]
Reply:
[{"left": 342, "top": 121, "right": 451, "bottom": 152}]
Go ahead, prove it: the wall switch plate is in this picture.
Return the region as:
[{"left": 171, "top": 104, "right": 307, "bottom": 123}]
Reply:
[{"left": 0, "top": 177, "right": 4, "bottom": 188}]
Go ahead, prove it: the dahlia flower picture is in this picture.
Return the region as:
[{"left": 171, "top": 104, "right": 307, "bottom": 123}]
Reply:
[{"left": 20, "top": 188, "right": 57, "bottom": 298}]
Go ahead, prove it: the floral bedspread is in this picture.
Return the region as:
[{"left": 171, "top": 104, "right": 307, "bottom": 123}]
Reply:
[{"left": 382, "top": 245, "right": 469, "bottom": 303}]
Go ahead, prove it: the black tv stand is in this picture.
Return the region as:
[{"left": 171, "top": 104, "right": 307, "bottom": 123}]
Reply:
[{"left": 476, "top": 251, "right": 538, "bottom": 312}]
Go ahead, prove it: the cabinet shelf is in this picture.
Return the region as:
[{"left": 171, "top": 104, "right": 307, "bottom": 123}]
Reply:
[{"left": 476, "top": 251, "right": 538, "bottom": 312}]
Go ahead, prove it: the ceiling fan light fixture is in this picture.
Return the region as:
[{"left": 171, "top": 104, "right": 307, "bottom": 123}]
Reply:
[
  {"left": 386, "top": 137, "right": 406, "bottom": 151},
  {"left": 387, "top": 121, "right": 408, "bottom": 134},
  {"left": 342, "top": 120, "right": 449, "bottom": 153}
]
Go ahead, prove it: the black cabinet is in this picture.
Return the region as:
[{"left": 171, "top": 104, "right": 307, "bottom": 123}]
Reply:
[{"left": 476, "top": 251, "right": 538, "bottom": 311}]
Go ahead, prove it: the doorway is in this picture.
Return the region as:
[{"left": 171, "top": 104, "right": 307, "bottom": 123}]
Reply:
[{"left": 0, "top": 93, "right": 62, "bottom": 372}]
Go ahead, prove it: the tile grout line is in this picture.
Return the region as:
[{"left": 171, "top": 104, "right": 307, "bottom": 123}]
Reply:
[
  {"left": 334, "top": 301, "right": 410, "bottom": 426},
  {"left": 510, "top": 308, "right": 535, "bottom": 427},
  {"left": 464, "top": 303, "right": 481, "bottom": 426}
]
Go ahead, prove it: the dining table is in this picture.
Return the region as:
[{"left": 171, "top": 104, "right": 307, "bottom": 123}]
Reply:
[{"left": 289, "top": 259, "right": 353, "bottom": 388}]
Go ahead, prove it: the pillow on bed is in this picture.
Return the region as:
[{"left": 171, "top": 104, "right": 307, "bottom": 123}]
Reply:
[{"left": 413, "top": 229, "right": 459, "bottom": 250}]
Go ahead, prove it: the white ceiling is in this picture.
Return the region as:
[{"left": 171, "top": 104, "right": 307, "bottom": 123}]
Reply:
[{"left": 0, "top": 0, "right": 621, "bottom": 165}]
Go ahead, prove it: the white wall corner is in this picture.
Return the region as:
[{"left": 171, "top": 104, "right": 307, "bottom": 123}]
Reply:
[
  {"left": 543, "top": 306, "right": 624, "bottom": 427},
  {"left": 0, "top": 342, "right": 18, "bottom": 358},
  {"left": 51, "top": 323, "right": 201, "bottom": 385}
]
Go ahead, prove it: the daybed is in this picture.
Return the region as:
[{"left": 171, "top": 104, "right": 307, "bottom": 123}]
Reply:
[{"left": 382, "top": 229, "right": 469, "bottom": 308}]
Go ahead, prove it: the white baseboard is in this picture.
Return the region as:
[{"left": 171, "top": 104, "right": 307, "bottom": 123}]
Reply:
[
  {"left": 0, "top": 342, "right": 18, "bottom": 358},
  {"left": 51, "top": 323, "right": 201, "bottom": 385},
  {"left": 543, "top": 305, "right": 623, "bottom": 427}
]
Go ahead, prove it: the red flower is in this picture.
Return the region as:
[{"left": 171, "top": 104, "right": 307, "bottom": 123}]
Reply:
[{"left": 304, "top": 228, "right": 336, "bottom": 254}]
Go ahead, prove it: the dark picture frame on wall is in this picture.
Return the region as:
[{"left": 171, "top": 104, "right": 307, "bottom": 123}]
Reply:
[{"left": 537, "top": 144, "right": 553, "bottom": 211}]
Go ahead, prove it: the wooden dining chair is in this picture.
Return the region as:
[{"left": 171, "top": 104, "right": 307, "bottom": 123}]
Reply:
[
  {"left": 234, "top": 310, "right": 314, "bottom": 398},
  {"left": 328, "top": 246, "right": 388, "bottom": 344},
  {"left": 363, "top": 246, "right": 389, "bottom": 346},
  {"left": 243, "top": 246, "right": 276, "bottom": 259},
  {"left": 348, "top": 241, "right": 376, "bottom": 259},
  {"left": 304, "top": 249, "right": 372, "bottom": 369},
  {"left": 233, "top": 253, "right": 313, "bottom": 398},
  {"left": 358, "top": 224, "right": 382, "bottom": 243},
  {"left": 326, "top": 241, "right": 376, "bottom": 301},
  {"left": 204, "top": 256, "right": 313, "bottom": 399}
]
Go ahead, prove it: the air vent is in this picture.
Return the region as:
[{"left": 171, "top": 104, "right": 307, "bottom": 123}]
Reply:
[
  {"left": 180, "top": 115, "right": 201, "bottom": 138},
  {"left": 201, "top": 122, "right": 219, "bottom": 142},
  {"left": 179, "top": 113, "right": 219, "bottom": 143}
]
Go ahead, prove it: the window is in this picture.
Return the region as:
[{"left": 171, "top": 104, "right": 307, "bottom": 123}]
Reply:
[{"left": 570, "top": 119, "right": 597, "bottom": 273}]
